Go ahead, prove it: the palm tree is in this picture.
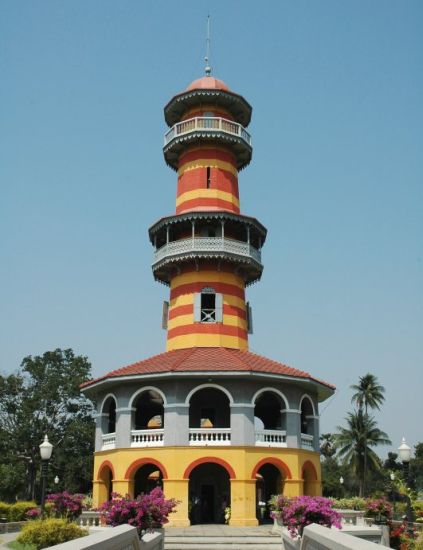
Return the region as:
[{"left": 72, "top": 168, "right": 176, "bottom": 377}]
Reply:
[
  {"left": 350, "top": 374, "right": 386, "bottom": 496},
  {"left": 351, "top": 374, "right": 386, "bottom": 415},
  {"left": 335, "top": 409, "right": 391, "bottom": 496}
]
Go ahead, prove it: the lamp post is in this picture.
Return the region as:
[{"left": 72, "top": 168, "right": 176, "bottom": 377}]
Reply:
[
  {"left": 339, "top": 476, "right": 344, "bottom": 498},
  {"left": 39, "top": 435, "right": 53, "bottom": 516},
  {"left": 54, "top": 476, "right": 59, "bottom": 486},
  {"left": 390, "top": 472, "right": 396, "bottom": 518},
  {"left": 398, "top": 437, "right": 414, "bottom": 538}
]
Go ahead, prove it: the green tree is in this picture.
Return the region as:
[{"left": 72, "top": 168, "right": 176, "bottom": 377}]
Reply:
[
  {"left": 335, "top": 409, "right": 391, "bottom": 497},
  {"left": 411, "top": 443, "right": 423, "bottom": 492},
  {"left": 350, "top": 373, "right": 386, "bottom": 496},
  {"left": 0, "top": 349, "right": 95, "bottom": 502},
  {"left": 320, "top": 433, "right": 336, "bottom": 459}
]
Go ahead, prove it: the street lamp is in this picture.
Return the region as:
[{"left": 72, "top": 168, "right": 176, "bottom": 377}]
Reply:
[
  {"left": 339, "top": 476, "right": 344, "bottom": 497},
  {"left": 39, "top": 435, "right": 53, "bottom": 516},
  {"left": 54, "top": 476, "right": 59, "bottom": 485},
  {"left": 398, "top": 438, "right": 414, "bottom": 538},
  {"left": 390, "top": 472, "right": 396, "bottom": 518}
]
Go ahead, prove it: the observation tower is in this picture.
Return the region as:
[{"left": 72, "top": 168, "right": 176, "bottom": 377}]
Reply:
[{"left": 82, "top": 68, "right": 335, "bottom": 527}]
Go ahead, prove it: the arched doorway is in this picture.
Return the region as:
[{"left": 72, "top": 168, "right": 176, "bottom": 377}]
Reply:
[
  {"left": 188, "top": 387, "right": 230, "bottom": 430},
  {"left": 134, "top": 463, "right": 164, "bottom": 497},
  {"left": 97, "top": 462, "right": 114, "bottom": 504},
  {"left": 254, "top": 463, "right": 284, "bottom": 523},
  {"left": 302, "top": 461, "right": 318, "bottom": 496},
  {"left": 188, "top": 463, "right": 230, "bottom": 524}
]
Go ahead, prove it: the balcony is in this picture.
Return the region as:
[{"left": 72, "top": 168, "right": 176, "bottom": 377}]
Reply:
[
  {"left": 301, "top": 433, "right": 314, "bottom": 450},
  {"left": 189, "top": 428, "right": 231, "bottom": 446},
  {"left": 131, "top": 429, "right": 164, "bottom": 448},
  {"left": 255, "top": 429, "right": 287, "bottom": 448},
  {"left": 163, "top": 116, "right": 252, "bottom": 170},
  {"left": 153, "top": 237, "right": 261, "bottom": 267},
  {"left": 101, "top": 433, "right": 116, "bottom": 450}
]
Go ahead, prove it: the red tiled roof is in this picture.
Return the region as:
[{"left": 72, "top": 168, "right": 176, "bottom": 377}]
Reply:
[
  {"left": 186, "top": 76, "right": 230, "bottom": 92},
  {"left": 81, "top": 347, "right": 335, "bottom": 391}
]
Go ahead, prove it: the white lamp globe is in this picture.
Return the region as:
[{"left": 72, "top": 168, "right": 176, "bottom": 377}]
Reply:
[
  {"left": 398, "top": 437, "right": 411, "bottom": 463},
  {"left": 39, "top": 435, "right": 53, "bottom": 460}
]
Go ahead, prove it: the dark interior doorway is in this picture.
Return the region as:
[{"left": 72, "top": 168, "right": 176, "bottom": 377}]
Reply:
[
  {"left": 134, "top": 464, "right": 163, "bottom": 497},
  {"left": 189, "top": 463, "right": 230, "bottom": 524}
]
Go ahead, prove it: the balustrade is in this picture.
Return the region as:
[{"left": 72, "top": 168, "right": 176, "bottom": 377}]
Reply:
[
  {"left": 101, "top": 433, "right": 116, "bottom": 450},
  {"left": 255, "top": 429, "right": 287, "bottom": 447},
  {"left": 131, "top": 429, "right": 164, "bottom": 447},
  {"left": 164, "top": 116, "right": 251, "bottom": 146},
  {"left": 189, "top": 428, "right": 231, "bottom": 446},
  {"left": 154, "top": 237, "right": 261, "bottom": 265},
  {"left": 301, "top": 433, "right": 314, "bottom": 449}
]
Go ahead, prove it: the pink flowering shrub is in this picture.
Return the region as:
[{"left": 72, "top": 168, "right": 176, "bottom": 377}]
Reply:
[
  {"left": 364, "top": 498, "right": 393, "bottom": 523},
  {"left": 98, "top": 488, "right": 178, "bottom": 533},
  {"left": 46, "top": 492, "right": 85, "bottom": 521},
  {"left": 26, "top": 508, "right": 41, "bottom": 520},
  {"left": 269, "top": 494, "right": 290, "bottom": 519},
  {"left": 282, "top": 496, "right": 342, "bottom": 537}
]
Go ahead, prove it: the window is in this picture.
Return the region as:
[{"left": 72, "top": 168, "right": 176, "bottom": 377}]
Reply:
[
  {"left": 194, "top": 288, "right": 223, "bottom": 323},
  {"left": 206, "top": 167, "right": 211, "bottom": 188}
]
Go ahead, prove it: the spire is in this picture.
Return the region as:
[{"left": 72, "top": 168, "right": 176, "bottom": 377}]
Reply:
[{"left": 205, "top": 15, "right": 212, "bottom": 76}]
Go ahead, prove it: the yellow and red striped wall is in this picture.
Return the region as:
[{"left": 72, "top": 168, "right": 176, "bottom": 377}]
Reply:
[
  {"left": 176, "top": 147, "right": 240, "bottom": 215},
  {"left": 167, "top": 267, "right": 248, "bottom": 351}
]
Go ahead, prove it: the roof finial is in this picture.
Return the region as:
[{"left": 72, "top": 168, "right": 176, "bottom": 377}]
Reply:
[{"left": 205, "top": 15, "right": 212, "bottom": 76}]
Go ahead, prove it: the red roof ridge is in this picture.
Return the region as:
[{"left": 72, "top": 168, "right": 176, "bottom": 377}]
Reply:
[{"left": 171, "top": 347, "right": 197, "bottom": 371}]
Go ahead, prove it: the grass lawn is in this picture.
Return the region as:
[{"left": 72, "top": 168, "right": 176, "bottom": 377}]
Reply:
[{"left": 7, "top": 541, "right": 36, "bottom": 550}]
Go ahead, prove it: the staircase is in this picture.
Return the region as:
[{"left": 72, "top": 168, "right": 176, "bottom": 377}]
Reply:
[{"left": 164, "top": 524, "right": 282, "bottom": 550}]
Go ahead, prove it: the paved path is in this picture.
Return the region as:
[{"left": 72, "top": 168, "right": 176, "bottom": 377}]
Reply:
[
  {"left": 0, "top": 531, "right": 19, "bottom": 549},
  {"left": 166, "top": 524, "right": 276, "bottom": 536}
]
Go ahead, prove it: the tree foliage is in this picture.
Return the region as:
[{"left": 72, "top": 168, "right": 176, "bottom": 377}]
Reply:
[{"left": 0, "top": 349, "right": 95, "bottom": 502}]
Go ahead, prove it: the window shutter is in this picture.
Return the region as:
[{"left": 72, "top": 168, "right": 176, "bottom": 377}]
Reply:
[
  {"left": 162, "top": 301, "right": 169, "bottom": 329},
  {"left": 194, "top": 293, "right": 201, "bottom": 322},
  {"left": 246, "top": 302, "right": 253, "bottom": 334},
  {"left": 215, "top": 293, "right": 223, "bottom": 322}
]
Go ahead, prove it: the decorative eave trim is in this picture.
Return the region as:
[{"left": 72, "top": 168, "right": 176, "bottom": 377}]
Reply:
[
  {"left": 149, "top": 212, "right": 267, "bottom": 241},
  {"left": 81, "top": 370, "right": 335, "bottom": 401}
]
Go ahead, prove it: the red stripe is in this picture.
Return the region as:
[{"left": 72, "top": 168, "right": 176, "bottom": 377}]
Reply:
[
  {"left": 167, "top": 324, "right": 248, "bottom": 339},
  {"left": 170, "top": 282, "right": 245, "bottom": 301},
  {"left": 178, "top": 168, "right": 239, "bottom": 196},
  {"left": 223, "top": 304, "right": 247, "bottom": 320},
  {"left": 179, "top": 148, "right": 236, "bottom": 166},
  {"left": 168, "top": 304, "right": 193, "bottom": 320},
  {"left": 176, "top": 198, "right": 239, "bottom": 214}
]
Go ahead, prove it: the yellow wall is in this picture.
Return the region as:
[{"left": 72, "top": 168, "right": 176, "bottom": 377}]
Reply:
[{"left": 93, "top": 446, "right": 321, "bottom": 527}]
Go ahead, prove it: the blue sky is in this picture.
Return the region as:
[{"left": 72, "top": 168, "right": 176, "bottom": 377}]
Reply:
[{"left": 1, "top": 1, "right": 422, "bottom": 455}]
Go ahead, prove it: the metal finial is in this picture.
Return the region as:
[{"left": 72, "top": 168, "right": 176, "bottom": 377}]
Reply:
[{"left": 205, "top": 15, "right": 211, "bottom": 76}]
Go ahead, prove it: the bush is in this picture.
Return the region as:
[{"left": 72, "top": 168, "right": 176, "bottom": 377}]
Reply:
[
  {"left": 46, "top": 492, "right": 85, "bottom": 520},
  {"left": 282, "top": 496, "right": 342, "bottom": 538},
  {"left": 0, "top": 501, "right": 11, "bottom": 521},
  {"left": 330, "top": 497, "right": 366, "bottom": 510},
  {"left": 9, "top": 502, "right": 37, "bottom": 521},
  {"left": 98, "top": 487, "right": 178, "bottom": 532},
  {"left": 17, "top": 518, "right": 87, "bottom": 549}
]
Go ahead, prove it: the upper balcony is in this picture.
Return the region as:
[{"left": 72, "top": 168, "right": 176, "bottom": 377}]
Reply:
[{"left": 163, "top": 116, "right": 252, "bottom": 171}]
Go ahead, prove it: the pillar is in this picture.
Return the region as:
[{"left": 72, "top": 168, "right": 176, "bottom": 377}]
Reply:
[
  {"left": 230, "top": 404, "right": 255, "bottom": 446},
  {"left": 115, "top": 408, "right": 133, "bottom": 448},
  {"left": 229, "top": 479, "right": 258, "bottom": 526},
  {"left": 164, "top": 404, "right": 189, "bottom": 446},
  {"left": 285, "top": 409, "right": 301, "bottom": 448},
  {"left": 163, "top": 479, "right": 190, "bottom": 527}
]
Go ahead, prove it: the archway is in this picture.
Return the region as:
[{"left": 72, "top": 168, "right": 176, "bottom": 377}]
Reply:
[
  {"left": 302, "top": 461, "right": 318, "bottom": 496},
  {"left": 188, "top": 386, "right": 231, "bottom": 429},
  {"left": 132, "top": 389, "right": 165, "bottom": 431},
  {"left": 300, "top": 396, "right": 315, "bottom": 436},
  {"left": 100, "top": 395, "right": 117, "bottom": 434},
  {"left": 252, "top": 460, "right": 288, "bottom": 524},
  {"left": 188, "top": 462, "right": 230, "bottom": 525},
  {"left": 134, "top": 463, "right": 164, "bottom": 497},
  {"left": 97, "top": 461, "right": 114, "bottom": 503}
]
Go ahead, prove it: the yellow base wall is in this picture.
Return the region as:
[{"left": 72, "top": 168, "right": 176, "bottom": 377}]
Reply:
[{"left": 93, "top": 446, "right": 321, "bottom": 527}]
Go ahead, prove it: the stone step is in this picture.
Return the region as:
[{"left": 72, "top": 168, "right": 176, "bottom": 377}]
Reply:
[{"left": 165, "top": 536, "right": 281, "bottom": 550}]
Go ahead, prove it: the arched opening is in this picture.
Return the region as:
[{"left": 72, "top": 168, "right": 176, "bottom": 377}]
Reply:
[
  {"left": 134, "top": 464, "right": 164, "bottom": 497},
  {"left": 300, "top": 396, "right": 315, "bottom": 435},
  {"left": 188, "top": 387, "right": 230, "bottom": 442},
  {"left": 101, "top": 395, "right": 117, "bottom": 434},
  {"left": 253, "top": 391, "right": 287, "bottom": 447},
  {"left": 302, "top": 461, "right": 318, "bottom": 496},
  {"left": 132, "top": 389, "right": 164, "bottom": 431},
  {"left": 188, "top": 462, "right": 230, "bottom": 525},
  {"left": 254, "top": 463, "right": 285, "bottom": 524},
  {"left": 97, "top": 462, "right": 114, "bottom": 504}
]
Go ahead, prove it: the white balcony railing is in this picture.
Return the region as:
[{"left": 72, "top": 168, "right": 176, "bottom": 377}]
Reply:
[
  {"left": 131, "top": 429, "right": 164, "bottom": 447},
  {"left": 301, "top": 433, "right": 314, "bottom": 449},
  {"left": 255, "top": 429, "right": 287, "bottom": 447},
  {"left": 101, "top": 432, "right": 116, "bottom": 450},
  {"left": 189, "top": 428, "right": 231, "bottom": 446},
  {"left": 164, "top": 117, "right": 251, "bottom": 147},
  {"left": 154, "top": 237, "right": 261, "bottom": 265}
]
